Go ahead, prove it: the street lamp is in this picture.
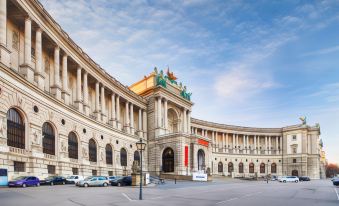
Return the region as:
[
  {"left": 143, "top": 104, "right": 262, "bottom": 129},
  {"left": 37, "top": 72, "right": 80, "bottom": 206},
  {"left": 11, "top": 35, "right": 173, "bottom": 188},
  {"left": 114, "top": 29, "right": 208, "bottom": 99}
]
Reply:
[{"left": 136, "top": 138, "right": 146, "bottom": 200}]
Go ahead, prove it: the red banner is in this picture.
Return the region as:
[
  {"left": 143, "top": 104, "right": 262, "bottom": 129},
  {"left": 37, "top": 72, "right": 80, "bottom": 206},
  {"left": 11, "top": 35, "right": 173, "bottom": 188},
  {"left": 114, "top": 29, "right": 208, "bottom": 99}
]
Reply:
[
  {"left": 198, "top": 139, "right": 209, "bottom": 147},
  {"left": 184, "top": 146, "right": 188, "bottom": 167}
]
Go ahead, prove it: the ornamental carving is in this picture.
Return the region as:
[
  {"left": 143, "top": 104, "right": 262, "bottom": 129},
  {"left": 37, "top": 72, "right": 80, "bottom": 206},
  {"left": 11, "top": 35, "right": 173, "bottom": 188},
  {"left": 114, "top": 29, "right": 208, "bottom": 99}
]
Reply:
[
  {"left": 61, "top": 140, "right": 67, "bottom": 152},
  {"left": 0, "top": 116, "right": 6, "bottom": 138},
  {"left": 82, "top": 147, "right": 88, "bottom": 158},
  {"left": 100, "top": 150, "right": 104, "bottom": 161},
  {"left": 17, "top": 93, "right": 23, "bottom": 106},
  {"left": 33, "top": 130, "right": 41, "bottom": 145}
]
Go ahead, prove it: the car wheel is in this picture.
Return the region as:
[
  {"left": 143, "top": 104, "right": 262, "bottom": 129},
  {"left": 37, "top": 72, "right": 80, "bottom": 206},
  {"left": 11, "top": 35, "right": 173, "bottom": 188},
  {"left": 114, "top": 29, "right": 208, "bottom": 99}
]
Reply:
[
  {"left": 22, "top": 183, "right": 26, "bottom": 188},
  {"left": 295, "top": 180, "right": 298, "bottom": 183},
  {"left": 84, "top": 183, "right": 89, "bottom": 188},
  {"left": 62, "top": 181, "right": 65, "bottom": 185},
  {"left": 283, "top": 180, "right": 286, "bottom": 183},
  {"left": 103, "top": 183, "right": 108, "bottom": 187},
  {"left": 50, "top": 182, "right": 54, "bottom": 186},
  {"left": 36, "top": 183, "right": 40, "bottom": 187},
  {"left": 118, "top": 182, "right": 121, "bottom": 187}
]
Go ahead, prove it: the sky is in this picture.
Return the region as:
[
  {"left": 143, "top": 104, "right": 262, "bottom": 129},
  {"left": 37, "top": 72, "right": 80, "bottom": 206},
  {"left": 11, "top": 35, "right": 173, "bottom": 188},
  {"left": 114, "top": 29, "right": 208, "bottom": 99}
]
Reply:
[{"left": 40, "top": 0, "right": 339, "bottom": 163}]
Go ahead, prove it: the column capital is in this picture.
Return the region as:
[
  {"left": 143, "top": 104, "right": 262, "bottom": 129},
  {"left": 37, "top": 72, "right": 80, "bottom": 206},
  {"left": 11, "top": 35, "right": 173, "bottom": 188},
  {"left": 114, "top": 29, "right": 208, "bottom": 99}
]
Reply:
[{"left": 36, "top": 27, "right": 43, "bottom": 33}]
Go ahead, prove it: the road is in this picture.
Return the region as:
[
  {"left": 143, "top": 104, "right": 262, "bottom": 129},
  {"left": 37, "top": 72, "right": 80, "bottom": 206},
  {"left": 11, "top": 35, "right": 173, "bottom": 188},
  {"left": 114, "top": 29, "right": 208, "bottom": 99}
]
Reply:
[{"left": 0, "top": 178, "right": 338, "bottom": 206}]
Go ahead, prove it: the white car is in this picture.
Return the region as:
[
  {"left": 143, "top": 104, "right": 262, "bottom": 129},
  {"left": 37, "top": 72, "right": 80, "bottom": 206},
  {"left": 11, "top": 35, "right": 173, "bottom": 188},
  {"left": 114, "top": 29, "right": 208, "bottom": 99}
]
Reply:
[
  {"left": 279, "top": 176, "right": 299, "bottom": 183},
  {"left": 66, "top": 175, "right": 84, "bottom": 184}
]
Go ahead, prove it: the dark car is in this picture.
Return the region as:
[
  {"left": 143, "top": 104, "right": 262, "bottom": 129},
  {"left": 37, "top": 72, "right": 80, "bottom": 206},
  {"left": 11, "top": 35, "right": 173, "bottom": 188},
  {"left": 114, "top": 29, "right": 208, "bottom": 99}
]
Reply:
[
  {"left": 40, "top": 176, "right": 66, "bottom": 186},
  {"left": 333, "top": 179, "right": 339, "bottom": 186},
  {"left": 111, "top": 176, "right": 132, "bottom": 186},
  {"left": 107, "top": 176, "right": 122, "bottom": 184},
  {"left": 299, "top": 176, "right": 310, "bottom": 181},
  {"left": 8, "top": 176, "right": 40, "bottom": 187}
]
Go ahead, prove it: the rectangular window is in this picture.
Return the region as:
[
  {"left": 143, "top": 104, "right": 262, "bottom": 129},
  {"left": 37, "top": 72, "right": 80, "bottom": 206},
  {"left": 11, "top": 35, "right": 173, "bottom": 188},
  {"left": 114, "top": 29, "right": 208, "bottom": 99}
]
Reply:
[
  {"left": 92, "top": 170, "right": 97, "bottom": 176},
  {"left": 292, "top": 135, "right": 297, "bottom": 140},
  {"left": 14, "top": 161, "right": 25, "bottom": 172},
  {"left": 108, "top": 171, "right": 113, "bottom": 176},
  {"left": 72, "top": 168, "right": 79, "bottom": 175},
  {"left": 47, "top": 165, "right": 56, "bottom": 174},
  {"left": 293, "top": 159, "right": 297, "bottom": 163}
]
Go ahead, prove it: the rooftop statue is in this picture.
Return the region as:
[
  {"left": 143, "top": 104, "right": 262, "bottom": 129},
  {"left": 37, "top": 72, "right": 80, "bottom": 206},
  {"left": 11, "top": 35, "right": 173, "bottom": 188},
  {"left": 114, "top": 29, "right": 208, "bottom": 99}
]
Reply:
[
  {"left": 299, "top": 116, "right": 307, "bottom": 125},
  {"left": 166, "top": 68, "right": 178, "bottom": 85}
]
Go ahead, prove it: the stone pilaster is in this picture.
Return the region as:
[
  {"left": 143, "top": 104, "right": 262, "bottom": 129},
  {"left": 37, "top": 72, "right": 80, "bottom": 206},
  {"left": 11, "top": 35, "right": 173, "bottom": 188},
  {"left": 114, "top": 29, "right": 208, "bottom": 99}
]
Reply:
[
  {"left": 34, "top": 28, "right": 44, "bottom": 90},
  {"left": 51, "top": 46, "right": 61, "bottom": 100},
  {"left": 19, "top": 17, "right": 34, "bottom": 83},
  {"left": 61, "top": 55, "right": 70, "bottom": 105},
  {"left": 130, "top": 103, "right": 134, "bottom": 135},
  {"left": 83, "top": 72, "right": 90, "bottom": 115},
  {"left": 0, "top": 0, "right": 10, "bottom": 67},
  {"left": 101, "top": 86, "right": 106, "bottom": 123}
]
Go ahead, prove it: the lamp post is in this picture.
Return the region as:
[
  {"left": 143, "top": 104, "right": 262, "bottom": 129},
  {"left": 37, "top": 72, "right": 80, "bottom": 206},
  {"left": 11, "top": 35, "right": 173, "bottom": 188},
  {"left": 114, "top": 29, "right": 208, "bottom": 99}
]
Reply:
[{"left": 136, "top": 138, "right": 146, "bottom": 200}]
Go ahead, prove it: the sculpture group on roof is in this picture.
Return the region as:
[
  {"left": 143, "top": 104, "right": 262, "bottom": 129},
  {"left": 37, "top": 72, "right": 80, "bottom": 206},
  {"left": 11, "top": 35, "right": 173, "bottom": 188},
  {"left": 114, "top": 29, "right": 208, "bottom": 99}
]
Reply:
[{"left": 154, "top": 67, "right": 192, "bottom": 101}]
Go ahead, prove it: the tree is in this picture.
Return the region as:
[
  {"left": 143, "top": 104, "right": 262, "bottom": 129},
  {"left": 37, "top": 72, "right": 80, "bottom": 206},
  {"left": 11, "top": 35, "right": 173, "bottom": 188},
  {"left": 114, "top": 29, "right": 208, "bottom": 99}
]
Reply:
[{"left": 326, "top": 163, "right": 339, "bottom": 178}]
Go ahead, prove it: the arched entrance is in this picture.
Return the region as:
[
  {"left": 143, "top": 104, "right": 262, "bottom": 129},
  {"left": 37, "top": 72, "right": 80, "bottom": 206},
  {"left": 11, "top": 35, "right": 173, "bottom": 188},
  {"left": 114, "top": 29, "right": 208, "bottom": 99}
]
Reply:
[
  {"left": 271, "top": 163, "right": 277, "bottom": 174},
  {"left": 292, "top": 170, "right": 298, "bottom": 176},
  {"left": 228, "top": 162, "right": 234, "bottom": 174},
  {"left": 197, "top": 149, "right": 205, "bottom": 171},
  {"left": 238, "top": 162, "right": 244, "bottom": 173},
  {"left": 42, "top": 122, "right": 55, "bottom": 155},
  {"left": 249, "top": 163, "right": 254, "bottom": 173},
  {"left": 162, "top": 147, "right": 174, "bottom": 172},
  {"left": 260, "top": 163, "right": 265, "bottom": 174},
  {"left": 167, "top": 109, "right": 179, "bottom": 133},
  {"left": 218, "top": 162, "right": 223, "bottom": 173}
]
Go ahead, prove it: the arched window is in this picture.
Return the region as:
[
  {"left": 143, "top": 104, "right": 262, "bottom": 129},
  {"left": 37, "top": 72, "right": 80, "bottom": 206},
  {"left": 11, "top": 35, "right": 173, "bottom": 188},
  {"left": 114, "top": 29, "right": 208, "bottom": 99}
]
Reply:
[
  {"left": 120, "top": 148, "right": 127, "bottom": 167},
  {"left": 218, "top": 162, "right": 223, "bottom": 173},
  {"left": 260, "top": 163, "right": 265, "bottom": 174},
  {"left": 89, "top": 139, "right": 97, "bottom": 162},
  {"left": 239, "top": 162, "right": 244, "bottom": 173},
  {"left": 162, "top": 147, "right": 174, "bottom": 172},
  {"left": 42, "top": 122, "right": 55, "bottom": 155},
  {"left": 7, "top": 108, "right": 25, "bottom": 149},
  {"left": 228, "top": 162, "right": 234, "bottom": 173},
  {"left": 105, "top": 144, "right": 113, "bottom": 165},
  {"left": 249, "top": 163, "right": 254, "bottom": 173},
  {"left": 134, "top": 151, "right": 140, "bottom": 165},
  {"left": 271, "top": 163, "right": 277, "bottom": 173},
  {"left": 68, "top": 132, "right": 78, "bottom": 159},
  {"left": 167, "top": 109, "right": 179, "bottom": 133},
  {"left": 197, "top": 149, "right": 205, "bottom": 171}
]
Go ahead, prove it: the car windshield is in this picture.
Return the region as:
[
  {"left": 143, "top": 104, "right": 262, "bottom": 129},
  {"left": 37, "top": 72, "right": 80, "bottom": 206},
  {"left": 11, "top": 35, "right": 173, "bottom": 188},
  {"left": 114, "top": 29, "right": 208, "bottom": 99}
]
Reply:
[
  {"left": 45, "top": 176, "right": 56, "bottom": 180},
  {"left": 68, "top": 176, "right": 75, "bottom": 179},
  {"left": 84, "top": 176, "right": 93, "bottom": 181},
  {"left": 13, "top": 176, "right": 27, "bottom": 180}
]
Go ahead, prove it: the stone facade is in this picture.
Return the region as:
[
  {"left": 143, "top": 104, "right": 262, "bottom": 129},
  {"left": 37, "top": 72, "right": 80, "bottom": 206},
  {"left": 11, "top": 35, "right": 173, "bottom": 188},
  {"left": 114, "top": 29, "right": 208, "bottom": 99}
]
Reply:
[{"left": 0, "top": 0, "right": 326, "bottom": 180}]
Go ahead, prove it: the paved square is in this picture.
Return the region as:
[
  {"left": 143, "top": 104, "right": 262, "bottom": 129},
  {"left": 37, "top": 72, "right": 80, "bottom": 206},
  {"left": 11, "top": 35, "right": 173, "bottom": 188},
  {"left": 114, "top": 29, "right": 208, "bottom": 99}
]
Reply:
[{"left": 0, "top": 179, "right": 338, "bottom": 206}]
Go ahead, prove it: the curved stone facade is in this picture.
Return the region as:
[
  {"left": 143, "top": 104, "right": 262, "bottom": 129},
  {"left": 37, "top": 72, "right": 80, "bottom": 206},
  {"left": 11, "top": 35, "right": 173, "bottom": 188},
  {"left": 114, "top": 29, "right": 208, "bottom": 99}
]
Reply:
[{"left": 0, "top": 0, "right": 325, "bottom": 180}]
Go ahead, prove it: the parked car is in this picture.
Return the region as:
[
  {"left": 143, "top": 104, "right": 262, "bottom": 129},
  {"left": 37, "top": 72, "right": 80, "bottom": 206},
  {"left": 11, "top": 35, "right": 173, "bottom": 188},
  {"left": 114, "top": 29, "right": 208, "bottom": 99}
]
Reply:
[
  {"left": 279, "top": 176, "right": 299, "bottom": 183},
  {"left": 40, "top": 176, "right": 66, "bottom": 186},
  {"left": 77, "top": 176, "right": 109, "bottom": 187},
  {"left": 333, "top": 178, "right": 339, "bottom": 186},
  {"left": 111, "top": 176, "right": 132, "bottom": 186},
  {"left": 8, "top": 176, "right": 40, "bottom": 187},
  {"left": 299, "top": 176, "right": 310, "bottom": 181},
  {"left": 66, "top": 175, "right": 84, "bottom": 184},
  {"left": 331, "top": 177, "right": 339, "bottom": 182},
  {"left": 271, "top": 175, "right": 278, "bottom": 181},
  {"left": 107, "top": 176, "right": 121, "bottom": 184}
]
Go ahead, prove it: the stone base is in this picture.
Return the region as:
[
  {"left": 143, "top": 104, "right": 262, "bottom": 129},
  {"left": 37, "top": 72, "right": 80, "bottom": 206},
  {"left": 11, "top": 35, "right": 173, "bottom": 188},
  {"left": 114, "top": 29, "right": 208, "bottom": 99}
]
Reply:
[
  {"left": 19, "top": 63, "right": 35, "bottom": 83},
  {"left": 84, "top": 104, "right": 90, "bottom": 116},
  {"left": 51, "top": 85, "right": 62, "bottom": 100},
  {"left": 74, "top": 100, "right": 83, "bottom": 112},
  {"left": 34, "top": 71, "right": 45, "bottom": 90},
  {"left": 62, "top": 91, "right": 70, "bottom": 105},
  {"left": 0, "top": 44, "right": 11, "bottom": 68},
  {"left": 132, "top": 173, "right": 146, "bottom": 186}
]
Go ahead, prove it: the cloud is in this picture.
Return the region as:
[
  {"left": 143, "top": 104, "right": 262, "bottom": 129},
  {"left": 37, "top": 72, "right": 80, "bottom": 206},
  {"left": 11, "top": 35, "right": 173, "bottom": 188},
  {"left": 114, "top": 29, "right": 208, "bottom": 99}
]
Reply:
[{"left": 301, "top": 45, "right": 339, "bottom": 57}]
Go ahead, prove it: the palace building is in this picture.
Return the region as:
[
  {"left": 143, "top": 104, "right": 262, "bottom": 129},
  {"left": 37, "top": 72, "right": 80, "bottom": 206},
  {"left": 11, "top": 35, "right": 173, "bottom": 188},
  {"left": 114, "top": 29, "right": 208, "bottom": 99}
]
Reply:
[{"left": 0, "top": 0, "right": 326, "bottom": 180}]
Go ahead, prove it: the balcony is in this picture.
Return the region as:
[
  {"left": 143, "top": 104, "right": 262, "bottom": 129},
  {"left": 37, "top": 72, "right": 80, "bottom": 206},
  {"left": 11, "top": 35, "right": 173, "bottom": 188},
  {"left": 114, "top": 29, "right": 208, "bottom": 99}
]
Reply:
[
  {"left": 44, "top": 153, "right": 56, "bottom": 160},
  {"left": 69, "top": 158, "right": 79, "bottom": 163},
  {"left": 9, "top": 146, "right": 29, "bottom": 155}
]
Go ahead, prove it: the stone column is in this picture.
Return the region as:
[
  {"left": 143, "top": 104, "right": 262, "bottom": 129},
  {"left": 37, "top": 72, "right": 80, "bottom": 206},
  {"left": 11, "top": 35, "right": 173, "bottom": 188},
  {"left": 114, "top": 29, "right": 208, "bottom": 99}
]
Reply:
[
  {"left": 164, "top": 99, "right": 168, "bottom": 132},
  {"left": 0, "top": 0, "right": 10, "bottom": 67},
  {"left": 243, "top": 135, "right": 246, "bottom": 153},
  {"left": 61, "top": 55, "right": 70, "bottom": 105},
  {"left": 51, "top": 46, "right": 61, "bottom": 100},
  {"left": 279, "top": 136, "right": 283, "bottom": 155},
  {"left": 20, "top": 17, "right": 34, "bottom": 82},
  {"left": 94, "top": 82, "right": 100, "bottom": 119},
  {"left": 124, "top": 101, "right": 130, "bottom": 133},
  {"left": 247, "top": 135, "right": 250, "bottom": 154},
  {"left": 275, "top": 136, "right": 279, "bottom": 155},
  {"left": 268, "top": 136, "right": 272, "bottom": 155},
  {"left": 142, "top": 110, "right": 147, "bottom": 138},
  {"left": 34, "top": 28, "right": 44, "bottom": 89},
  {"left": 183, "top": 108, "right": 187, "bottom": 133},
  {"left": 130, "top": 103, "right": 134, "bottom": 135},
  {"left": 212, "top": 131, "right": 215, "bottom": 152},
  {"left": 110, "top": 93, "right": 116, "bottom": 128},
  {"left": 187, "top": 110, "right": 191, "bottom": 134},
  {"left": 157, "top": 97, "right": 162, "bottom": 128},
  {"left": 138, "top": 109, "right": 142, "bottom": 137},
  {"left": 265, "top": 136, "right": 268, "bottom": 155},
  {"left": 83, "top": 72, "right": 89, "bottom": 115},
  {"left": 236, "top": 134, "right": 239, "bottom": 153},
  {"left": 254, "top": 135, "right": 257, "bottom": 154},
  {"left": 233, "top": 134, "right": 236, "bottom": 153},
  {"left": 222, "top": 133, "right": 225, "bottom": 153},
  {"left": 225, "top": 133, "right": 229, "bottom": 153},
  {"left": 195, "top": 128, "right": 198, "bottom": 135},
  {"left": 101, "top": 86, "right": 106, "bottom": 123},
  {"left": 116, "top": 96, "right": 121, "bottom": 130}
]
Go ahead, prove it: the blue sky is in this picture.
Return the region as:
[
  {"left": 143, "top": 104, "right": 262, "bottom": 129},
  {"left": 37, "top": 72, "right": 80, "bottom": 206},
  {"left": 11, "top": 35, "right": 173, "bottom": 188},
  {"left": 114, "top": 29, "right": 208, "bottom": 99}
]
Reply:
[{"left": 40, "top": 0, "right": 339, "bottom": 163}]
